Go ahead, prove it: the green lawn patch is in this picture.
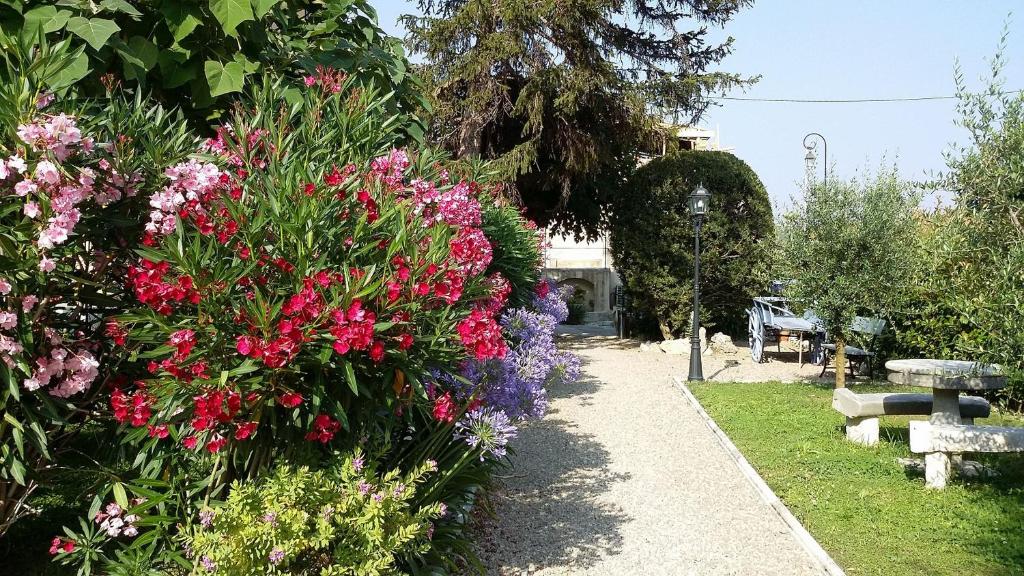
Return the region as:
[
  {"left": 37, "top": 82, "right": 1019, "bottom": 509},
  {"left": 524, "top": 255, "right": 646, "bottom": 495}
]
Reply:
[{"left": 689, "top": 381, "right": 1024, "bottom": 576}]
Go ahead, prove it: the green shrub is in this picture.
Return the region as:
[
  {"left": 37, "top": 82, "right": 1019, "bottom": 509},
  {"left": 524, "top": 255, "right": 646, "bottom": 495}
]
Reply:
[
  {"left": 609, "top": 150, "right": 774, "bottom": 338},
  {"left": 565, "top": 289, "right": 587, "bottom": 325},
  {"left": 182, "top": 453, "right": 442, "bottom": 575}
]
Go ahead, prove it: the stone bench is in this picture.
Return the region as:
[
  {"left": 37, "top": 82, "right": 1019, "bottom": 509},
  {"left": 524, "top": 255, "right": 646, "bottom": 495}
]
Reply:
[
  {"left": 910, "top": 421, "right": 1024, "bottom": 488},
  {"left": 832, "top": 388, "right": 991, "bottom": 446}
]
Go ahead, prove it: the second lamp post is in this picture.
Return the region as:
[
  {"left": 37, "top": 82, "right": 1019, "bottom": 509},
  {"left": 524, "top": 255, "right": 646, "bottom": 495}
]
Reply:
[{"left": 687, "top": 183, "right": 710, "bottom": 382}]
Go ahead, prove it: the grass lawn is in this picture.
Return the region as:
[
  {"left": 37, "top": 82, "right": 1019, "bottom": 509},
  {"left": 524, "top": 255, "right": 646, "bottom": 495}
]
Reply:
[{"left": 689, "top": 381, "right": 1024, "bottom": 576}]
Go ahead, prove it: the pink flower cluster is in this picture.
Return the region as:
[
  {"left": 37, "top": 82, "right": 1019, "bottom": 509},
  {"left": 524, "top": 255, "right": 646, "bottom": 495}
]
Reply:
[
  {"left": 450, "top": 226, "right": 493, "bottom": 276},
  {"left": 412, "top": 179, "right": 482, "bottom": 227},
  {"left": 481, "top": 273, "right": 512, "bottom": 314},
  {"left": 23, "top": 346, "right": 99, "bottom": 398},
  {"left": 147, "top": 160, "right": 226, "bottom": 237},
  {"left": 4, "top": 113, "right": 140, "bottom": 258},
  {"left": 457, "top": 308, "right": 507, "bottom": 360},
  {"left": 369, "top": 149, "right": 410, "bottom": 190},
  {"left": 0, "top": 278, "right": 25, "bottom": 367},
  {"left": 94, "top": 501, "right": 140, "bottom": 538},
  {"left": 15, "top": 113, "right": 89, "bottom": 161}
]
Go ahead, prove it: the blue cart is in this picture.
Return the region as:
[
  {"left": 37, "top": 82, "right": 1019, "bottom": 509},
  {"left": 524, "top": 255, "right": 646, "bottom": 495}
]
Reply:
[{"left": 746, "top": 296, "right": 824, "bottom": 365}]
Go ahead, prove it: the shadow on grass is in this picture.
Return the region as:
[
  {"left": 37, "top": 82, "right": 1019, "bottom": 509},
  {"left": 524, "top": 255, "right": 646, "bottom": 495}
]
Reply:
[{"left": 476, "top": 417, "right": 630, "bottom": 572}]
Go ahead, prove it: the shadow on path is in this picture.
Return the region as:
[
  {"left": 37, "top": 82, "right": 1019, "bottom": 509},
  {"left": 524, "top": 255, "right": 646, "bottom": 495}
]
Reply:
[{"left": 475, "top": 365, "right": 630, "bottom": 572}]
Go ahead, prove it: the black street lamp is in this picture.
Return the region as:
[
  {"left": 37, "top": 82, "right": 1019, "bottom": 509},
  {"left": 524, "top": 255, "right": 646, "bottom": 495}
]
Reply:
[
  {"left": 687, "top": 183, "right": 710, "bottom": 382},
  {"left": 803, "top": 132, "right": 827, "bottom": 188}
]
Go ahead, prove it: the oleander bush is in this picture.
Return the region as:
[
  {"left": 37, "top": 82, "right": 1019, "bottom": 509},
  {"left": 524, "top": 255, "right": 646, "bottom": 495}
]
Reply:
[
  {"left": 0, "top": 32, "right": 195, "bottom": 538},
  {"left": 0, "top": 5, "right": 577, "bottom": 573}
]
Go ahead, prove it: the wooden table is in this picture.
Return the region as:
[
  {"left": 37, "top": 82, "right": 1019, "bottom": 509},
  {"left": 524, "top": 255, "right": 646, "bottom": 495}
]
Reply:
[{"left": 886, "top": 359, "right": 1006, "bottom": 487}]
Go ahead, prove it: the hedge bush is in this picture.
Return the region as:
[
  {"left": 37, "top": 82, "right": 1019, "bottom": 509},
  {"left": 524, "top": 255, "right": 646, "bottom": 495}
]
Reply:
[{"left": 609, "top": 150, "right": 774, "bottom": 339}]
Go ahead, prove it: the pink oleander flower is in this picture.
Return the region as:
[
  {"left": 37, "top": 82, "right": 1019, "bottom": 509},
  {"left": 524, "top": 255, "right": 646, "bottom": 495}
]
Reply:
[
  {"left": 23, "top": 201, "right": 40, "bottom": 218},
  {"left": 39, "top": 256, "right": 56, "bottom": 272},
  {"left": 0, "top": 312, "right": 16, "bottom": 330},
  {"left": 14, "top": 179, "right": 36, "bottom": 197},
  {"left": 34, "top": 160, "right": 60, "bottom": 185},
  {"left": 0, "top": 278, "right": 10, "bottom": 295},
  {"left": 22, "top": 295, "right": 38, "bottom": 312}
]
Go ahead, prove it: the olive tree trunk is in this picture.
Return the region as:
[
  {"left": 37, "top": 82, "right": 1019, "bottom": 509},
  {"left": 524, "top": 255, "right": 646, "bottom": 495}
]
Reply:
[{"left": 834, "top": 336, "right": 847, "bottom": 388}]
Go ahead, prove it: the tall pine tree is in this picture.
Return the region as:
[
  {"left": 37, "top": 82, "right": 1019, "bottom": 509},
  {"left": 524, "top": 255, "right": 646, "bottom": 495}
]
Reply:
[{"left": 403, "top": 0, "right": 756, "bottom": 239}]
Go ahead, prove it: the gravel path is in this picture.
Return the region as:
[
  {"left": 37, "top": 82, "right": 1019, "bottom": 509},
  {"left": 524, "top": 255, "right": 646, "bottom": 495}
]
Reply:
[{"left": 473, "top": 329, "right": 825, "bottom": 575}]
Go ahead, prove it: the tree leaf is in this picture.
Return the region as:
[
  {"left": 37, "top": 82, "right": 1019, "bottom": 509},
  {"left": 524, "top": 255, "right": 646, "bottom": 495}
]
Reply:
[
  {"left": 251, "top": 0, "right": 279, "bottom": 19},
  {"left": 66, "top": 16, "right": 121, "bottom": 51},
  {"left": 204, "top": 59, "right": 245, "bottom": 96},
  {"left": 112, "top": 482, "right": 129, "bottom": 508},
  {"left": 126, "top": 35, "right": 158, "bottom": 70},
  {"left": 161, "top": 3, "right": 203, "bottom": 42},
  {"left": 23, "top": 6, "right": 71, "bottom": 34},
  {"left": 209, "top": 0, "right": 253, "bottom": 37},
  {"left": 99, "top": 0, "right": 143, "bottom": 17}
]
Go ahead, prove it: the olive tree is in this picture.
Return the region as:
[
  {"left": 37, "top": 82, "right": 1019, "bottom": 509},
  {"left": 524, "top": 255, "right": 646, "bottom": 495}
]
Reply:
[{"left": 777, "top": 167, "right": 920, "bottom": 388}]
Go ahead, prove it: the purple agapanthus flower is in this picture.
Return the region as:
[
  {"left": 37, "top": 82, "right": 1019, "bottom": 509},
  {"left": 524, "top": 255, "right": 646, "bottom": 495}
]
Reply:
[
  {"left": 531, "top": 278, "right": 570, "bottom": 323},
  {"left": 455, "top": 408, "right": 518, "bottom": 460},
  {"left": 268, "top": 547, "right": 285, "bottom": 565}
]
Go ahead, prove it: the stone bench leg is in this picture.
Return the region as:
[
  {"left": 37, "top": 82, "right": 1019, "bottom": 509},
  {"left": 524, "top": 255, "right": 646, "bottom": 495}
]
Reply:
[
  {"left": 846, "top": 416, "right": 879, "bottom": 446},
  {"left": 925, "top": 452, "right": 950, "bottom": 489},
  {"left": 950, "top": 418, "right": 974, "bottom": 469}
]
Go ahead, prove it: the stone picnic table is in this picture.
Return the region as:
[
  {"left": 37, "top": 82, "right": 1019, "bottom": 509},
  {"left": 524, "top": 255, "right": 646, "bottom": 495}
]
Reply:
[{"left": 886, "top": 358, "right": 1007, "bottom": 488}]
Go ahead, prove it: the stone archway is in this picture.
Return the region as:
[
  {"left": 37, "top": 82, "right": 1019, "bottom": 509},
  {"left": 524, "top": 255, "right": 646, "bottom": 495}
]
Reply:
[{"left": 558, "top": 278, "right": 596, "bottom": 311}]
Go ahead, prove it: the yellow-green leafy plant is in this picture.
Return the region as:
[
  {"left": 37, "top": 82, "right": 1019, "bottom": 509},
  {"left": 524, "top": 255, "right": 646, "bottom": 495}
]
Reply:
[{"left": 183, "top": 451, "right": 442, "bottom": 576}]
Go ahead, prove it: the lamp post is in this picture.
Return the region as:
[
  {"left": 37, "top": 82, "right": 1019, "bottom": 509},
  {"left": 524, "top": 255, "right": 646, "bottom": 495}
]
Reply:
[
  {"left": 803, "top": 132, "right": 827, "bottom": 188},
  {"left": 687, "top": 183, "right": 710, "bottom": 382}
]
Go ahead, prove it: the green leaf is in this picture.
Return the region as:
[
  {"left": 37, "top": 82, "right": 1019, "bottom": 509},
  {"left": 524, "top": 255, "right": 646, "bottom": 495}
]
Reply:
[
  {"left": 204, "top": 59, "right": 245, "bottom": 96},
  {"left": 23, "top": 6, "right": 71, "bottom": 34},
  {"left": 161, "top": 3, "right": 203, "bottom": 42},
  {"left": 45, "top": 50, "right": 89, "bottom": 89},
  {"left": 66, "top": 17, "right": 121, "bottom": 51},
  {"left": 8, "top": 458, "right": 26, "bottom": 485},
  {"left": 344, "top": 362, "right": 358, "bottom": 395},
  {"left": 112, "top": 482, "right": 129, "bottom": 508},
  {"left": 128, "top": 36, "right": 158, "bottom": 70},
  {"left": 209, "top": 0, "right": 253, "bottom": 37},
  {"left": 251, "top": 0, "right": 279, "bottom": 19},
  {"left": 100, "top": 0, "right": 143, "bottom": 17},
  {"left": 158, "top": 52, "right": 198, "bottom": 88}
]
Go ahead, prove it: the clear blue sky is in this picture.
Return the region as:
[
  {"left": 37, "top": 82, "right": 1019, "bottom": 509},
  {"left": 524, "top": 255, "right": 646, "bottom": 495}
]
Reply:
[{"left": 373, "top": 0, "right": 1024, "bottom": 210}]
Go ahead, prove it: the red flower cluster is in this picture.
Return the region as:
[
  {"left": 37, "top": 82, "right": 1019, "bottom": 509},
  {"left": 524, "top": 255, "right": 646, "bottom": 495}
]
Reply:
[
  {"left": 432, "top": 268, "right": 465, "bottom": 304},
  {"left": 304, "top": 413, "right": 341, "bottom": 443},
  {"left": 105, "top": 319, "right": 128, "bottom": 346},
  {"left": 190, "top": 390, "right": 241, "bottom": 432},
  {"left": 432, "top": 392, "right": 458, "bottom": 423},
  {"left": 49, "top": 537, "right": 75, "bottom": 555},
  {"left": 111, "top": 387, "right": 152, "bottom": 427},
  {"left": 482, "top": 273, "right": 512, "bottom": 314},
  {"left": 457, "top": 308, "right": 507, "bottom": 360},
  {"left": 329, "top": 299, "right": 376, "bottom": 356},
  {"left": 450, "top": 226, "right": 493, "bottom": 276},
  {"left": 127, "top": 260, "right": 201, "bottom": 315}
]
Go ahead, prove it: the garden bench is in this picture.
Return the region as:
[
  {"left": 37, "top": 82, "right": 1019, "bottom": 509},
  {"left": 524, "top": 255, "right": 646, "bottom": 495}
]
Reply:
[
  {"left": 819, "top": 316, "right": 886, "bottom": 379},
  {"left": 832, "top": 388, "right": 991, "bottom": 446},
  {"left": 910, "top": 421, "right": 1024, "bottom": 487}
]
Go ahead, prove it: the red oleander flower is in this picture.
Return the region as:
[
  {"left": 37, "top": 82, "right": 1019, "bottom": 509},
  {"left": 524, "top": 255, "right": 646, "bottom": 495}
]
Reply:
[
  {"left": 457, "top": 308, "right": 507, "bottom": 360},
  {"left": 304, "top": 413, "right": 341, "bottom": 444},
  {"left": 277, "top": 392, "right": 303, "bottom": 408},
  {"left": 432, "top": 392, "right": 458, "bottom": 423}
]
